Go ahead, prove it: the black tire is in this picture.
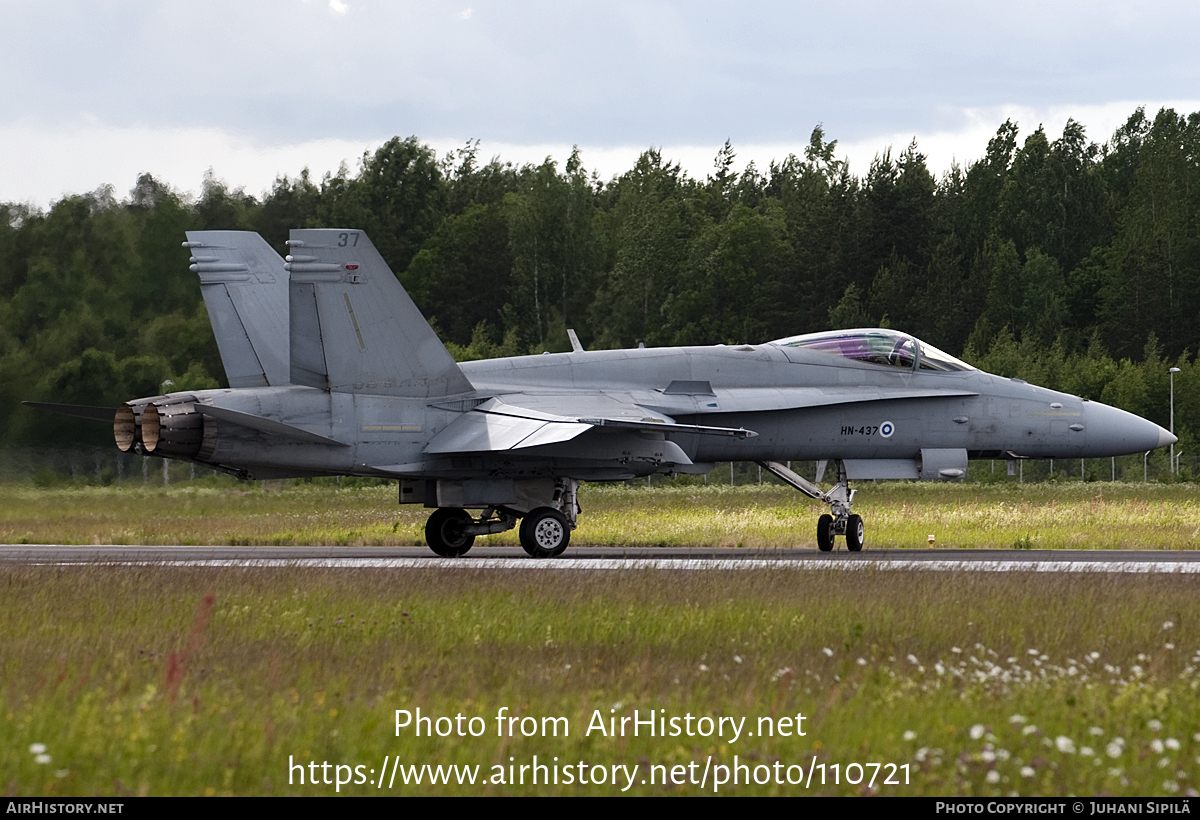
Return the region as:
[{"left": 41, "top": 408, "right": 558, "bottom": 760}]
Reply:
[
  {"left": 817, "top": 514, "right": 835, "bottom": 552},
  {"left": 425, "top": 508, "right": 474, "bottom": 557},
  {"left": 846, "top": 514, "right": 865, "bottom": 552},
  {"left": 519, "top": 507, "right": 571, "bottom": 558}
]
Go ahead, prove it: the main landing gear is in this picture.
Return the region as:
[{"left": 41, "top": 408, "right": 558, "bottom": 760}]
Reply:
[
  {"left": 422, "top": 479, "right": 579, "bottom": 558},
  {"left": 519, "top": 507, "right": 571, "bottom": 557},
  {"left": 757, "top": 460, "right": 864, "bottom": 553}
]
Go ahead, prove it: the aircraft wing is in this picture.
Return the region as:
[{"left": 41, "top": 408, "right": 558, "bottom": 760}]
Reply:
[{"left": 423, "top": 395, "right": 755, "bottom": 455}]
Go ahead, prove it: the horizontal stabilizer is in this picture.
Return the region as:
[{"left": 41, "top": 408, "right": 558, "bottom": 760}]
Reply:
[
  {"left": 196, "top": 405, "right": 347, "bottom": 446},
  {"left": 21, "top": 402, "right": 114, "bottom": 422}
]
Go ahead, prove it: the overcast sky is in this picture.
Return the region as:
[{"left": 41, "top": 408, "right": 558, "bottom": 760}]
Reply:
[{"left": 2, "top": 1, "right": 1198, "bottom": 208}]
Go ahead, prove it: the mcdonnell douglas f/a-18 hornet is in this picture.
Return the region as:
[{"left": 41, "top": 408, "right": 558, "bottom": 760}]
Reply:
[{"left": 27, "top": 229, "right": 1175, "bottom": 557}]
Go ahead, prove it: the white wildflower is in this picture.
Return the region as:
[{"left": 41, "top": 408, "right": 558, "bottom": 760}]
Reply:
[
  {"left": 1055, "top": 736, "right": 1076, "bottom": 754},
  {"left": 1020, "top": 766, "right": 1035, "bottom": 778},
  {"left": 35, "top": 754, "right": 51, "bottom": 765},
  {"left": 1009, "top": 714, "right": 1027, "bottom": 725},
  {"left": 986, "top": 770, "right": 1000, "bottom": 784},
  {"left": 1148, "top": 719, "right": 1163, "bottom": 732},
  {"left": 1022, "top": 724, "right": 1039, "bottom": 735},
  {"left": 1162, "top": 621, "right": 1175, "bottom": 630},
  {"left": 1089, "top": 726, "right": 1104, "bottom": 736},
  {"left": 903, "top": 730, "right": 917, "bottom": 741},
  {"left": 1151, "top": 739, "right": 1165, "bottom": 754},
  {"left": 28, "top": 744, "right": 46, "bottom": 755},
  {"left": 822, "top": 647, "right": 833, "bottom": 657},
  {"left": 1107, "top": 741, "right": 1124, "bottom": 758},
  {"left": 970, "top": 724, "right": 986, "bottom": 740},
  {"left": 1166, "top": 738, "right": 1181, "bottom": 751},
  {"left": 1081, "top": 747, "right": 1094, "bottom": 757}
]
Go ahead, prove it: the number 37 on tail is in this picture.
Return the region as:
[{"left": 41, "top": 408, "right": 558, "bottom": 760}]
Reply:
[{"left": 28, "top": 229, "right": 1174, "bottom": 556}]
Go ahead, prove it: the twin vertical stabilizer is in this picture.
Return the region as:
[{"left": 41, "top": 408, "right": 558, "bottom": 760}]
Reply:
[
  {"left": 190, "top": 229, "right": 474, "bottom": 399},
  {"left": 284, "top": 229, "right": 474, "bottom": 397},
  {"left": 185, "top": 231, "right": 290, "bottom": 388}
]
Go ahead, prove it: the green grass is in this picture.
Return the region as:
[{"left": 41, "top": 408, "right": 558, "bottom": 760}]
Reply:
[
  {"left": 1, "top": 481, "right": 1198, "bottom": 550},
  {"left": 3, "top": 481, "right": 1198, "bottom": 795},
  {"left": 2, "top": 565, "right": 1198, "bottom": 796}
]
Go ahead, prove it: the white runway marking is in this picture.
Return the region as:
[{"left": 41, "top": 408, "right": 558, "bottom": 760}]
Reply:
[{"left": 80, "top": 557, "right": 1200, "bottom": 573}]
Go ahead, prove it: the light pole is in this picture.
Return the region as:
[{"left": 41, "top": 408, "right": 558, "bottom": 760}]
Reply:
[{"left": 1170, "top": 367, "right": 1180, "bottom": 475}]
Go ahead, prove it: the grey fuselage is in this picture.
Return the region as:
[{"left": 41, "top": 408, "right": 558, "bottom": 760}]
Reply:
[{"left": 166, "top": 341, "right": 1168, "bottom": 483}]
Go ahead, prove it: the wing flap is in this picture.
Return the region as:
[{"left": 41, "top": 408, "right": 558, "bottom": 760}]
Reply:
[{"left": 424, "top": 408, "right": 590, "bottom": 454}]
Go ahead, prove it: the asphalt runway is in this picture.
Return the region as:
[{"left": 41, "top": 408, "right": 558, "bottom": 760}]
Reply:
[{"left": 2, "top": 544, "right": 1199, "bottom": 573}]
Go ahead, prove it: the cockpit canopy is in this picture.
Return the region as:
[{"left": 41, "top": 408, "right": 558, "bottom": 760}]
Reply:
[{"left": 769, "top": 328, "right": 975, "bottom": 372}]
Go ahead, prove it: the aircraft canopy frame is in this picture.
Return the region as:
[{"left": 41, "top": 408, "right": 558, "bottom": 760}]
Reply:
[{"left": 769, "top": 328, "right": 975, "bottom": 372}]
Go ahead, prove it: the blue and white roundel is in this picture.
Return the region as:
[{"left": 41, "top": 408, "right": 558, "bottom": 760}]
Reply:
[{"left": 879, "top": 421, "right": 895, "bottom": 438}]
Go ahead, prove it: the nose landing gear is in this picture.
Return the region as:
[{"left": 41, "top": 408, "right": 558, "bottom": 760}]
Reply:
[{"left": 758, "top": 460, "right": 864, "bottom": 552}]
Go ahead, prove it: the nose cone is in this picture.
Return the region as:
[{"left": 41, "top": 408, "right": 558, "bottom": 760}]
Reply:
[{"left": 1084, "top": 401, "right": 1176, "bottom": 456}]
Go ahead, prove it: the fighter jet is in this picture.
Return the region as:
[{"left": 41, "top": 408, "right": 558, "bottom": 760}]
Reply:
[{"left": 26, "top": 229, "right": 1176, "bottom": 557}]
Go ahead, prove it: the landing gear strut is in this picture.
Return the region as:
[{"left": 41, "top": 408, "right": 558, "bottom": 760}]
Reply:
[
  {"left": 424, "top": 507, "right": 518, "bottom": 557},
  {"left": 757, "top": 460, "right": 864, "bottom": 552}
]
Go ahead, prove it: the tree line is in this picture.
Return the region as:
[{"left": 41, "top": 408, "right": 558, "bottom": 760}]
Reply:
[{"left": 1, "top": 106, "right": 1197, "bottom": 467}]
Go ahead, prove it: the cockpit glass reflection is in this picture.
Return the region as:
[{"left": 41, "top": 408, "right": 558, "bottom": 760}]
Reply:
[
  {"left": 917, "top": 340, "right": 975, "bottom": 372},
  {"left": 770, "top": 329, "right": 975, "bottom": 372}
]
